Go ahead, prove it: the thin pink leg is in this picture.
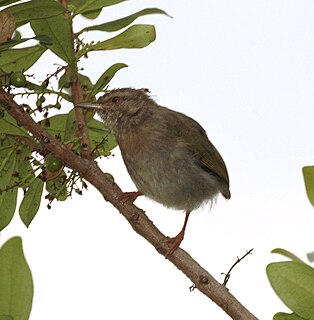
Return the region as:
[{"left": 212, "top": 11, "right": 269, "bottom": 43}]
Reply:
[{"left": 165, "top": 211, "right": 191, "bottom": 258}]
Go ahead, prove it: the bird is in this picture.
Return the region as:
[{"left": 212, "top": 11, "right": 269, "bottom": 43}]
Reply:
[{"left": 78, "top": 88, "right": 230, "bottom": 257}]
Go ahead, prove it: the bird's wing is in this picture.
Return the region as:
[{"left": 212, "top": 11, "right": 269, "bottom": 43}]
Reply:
[{"left": 166, "top": 110, "right": 230, "bottom": 197}]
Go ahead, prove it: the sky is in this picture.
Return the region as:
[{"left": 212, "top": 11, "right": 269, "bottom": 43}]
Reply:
[{"left": 2, "top": 1, "right": 314, "bottom": 319}]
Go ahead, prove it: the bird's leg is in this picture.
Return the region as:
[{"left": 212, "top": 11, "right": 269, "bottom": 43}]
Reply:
[
  {"left": 117, "top": 191, "right": 142, "bottom": 204},
  {"left": 165, "top": 211, "right": 191, "bottom": 258}
]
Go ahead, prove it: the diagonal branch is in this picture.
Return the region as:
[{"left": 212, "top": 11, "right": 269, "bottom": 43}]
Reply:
[{"left": 0, "top": 88, "right": 258, "bottom": 320}]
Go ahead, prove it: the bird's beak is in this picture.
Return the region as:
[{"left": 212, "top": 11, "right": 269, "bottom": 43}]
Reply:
[{"left": 76, "top": 102, "right": 103, "bottom": 111}]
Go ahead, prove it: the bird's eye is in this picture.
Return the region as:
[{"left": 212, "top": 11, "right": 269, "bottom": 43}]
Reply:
[{"left": 112, "top": 97, "right": 121, "bottom": 103}]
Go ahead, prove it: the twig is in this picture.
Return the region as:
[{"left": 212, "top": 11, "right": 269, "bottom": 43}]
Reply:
[{"left": 222, "top": 249, "right": 254, "bottom": 286}]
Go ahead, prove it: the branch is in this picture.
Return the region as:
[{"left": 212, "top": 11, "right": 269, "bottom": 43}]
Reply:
[
  {"left": 222, "top": 248, "right": 254, "bottom": 286},
  {"left": 0, "top": 88, "right": 258, "bottom": 320}
]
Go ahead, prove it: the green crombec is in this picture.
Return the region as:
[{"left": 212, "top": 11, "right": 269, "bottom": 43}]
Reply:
[{"left": 79, "top": 88, "right": 230, "bottom": 256}]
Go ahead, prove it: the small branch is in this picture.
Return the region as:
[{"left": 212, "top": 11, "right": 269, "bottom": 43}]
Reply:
[
  {"left": 222, "top": 249, "right": 254, "bottom": 286},
  {"left": 0, "top": 88, "right": 258, "bottom": 320},
  {"left": 71, "top": 77, "right": 91, "bottom": 157}
]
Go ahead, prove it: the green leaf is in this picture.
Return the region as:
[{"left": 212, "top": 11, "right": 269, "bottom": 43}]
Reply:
[
  {"left": 0, "top": 315, "right": 14, "bottom": 320},
  {"left": 0, "top": 0, "right": 23, "bottom": 7},
  {"left": 274, "top": 312, "right": 306, "bottom": 320},
  {"left": 39, "top": 112, "right": 116, "bottom": 155},
  {"left": 88, "top": 119, "right": 116, "bottom": 156},
  {"left": 267, "top": 261, "right": 314, "bottom": 320},
  {"left": 80, "top": 8, "right": 101, "bottom": 19},
  {"left": 16, "top": 145, "right": 35, "bottom": 188},
  {"left": 303, "top": 166, "right": 314, "bottom": 207},
  {"left": 46, "top": 171, "right": 68, "bottom": 201},
  {"left": 0, "top": 237, "right": 33, "bottom": 320},
  {"left": 0, "top": 188, "right": 17, "bottom": 231},
  {"left": 271, "top": 248, "right": 305, "bottom": 263},
  {"left": 19, "top": 177, "right": 43, "bottom": 227},
  {"left": 0, "top": 112, "right": 30, "bottom": 137},
  {"left": 0, "top": 45, "right": 46, "bottom": 73},
  {"left": 64, "top": 108, "right": 77, "bottom": 143},
  {"left": 73, "top": 0, "right": 125, "bottom": 15},
  {"left": 88, "top": 63, "right": 127, "bottom": 99},
  {"left": 30, "top": 15, "right": 75, "bottom": 64},
  {"left": 0, "top": 149, "right": 18, "bottom": 231},
  {"left": 80, "top": 8, "right": 168, "bottom": 33},
  {"left": 0, "top": 35, "right": 53, "bottom": 50},
  {"left": 86, "top": 24, "right": 156, "bottom": 52},
  {"left": 2, "top": 0, "right": 66, "bottom": 27}
]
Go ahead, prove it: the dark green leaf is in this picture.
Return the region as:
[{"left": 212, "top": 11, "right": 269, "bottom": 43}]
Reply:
[
  {"left": 0, "top": 315, "right": 14, "bottom": 320},
  {"left": 16, "top": 145, "right": 35, "bottom": 187},
  {"left": 19, "top": 177, "right": 44, "bottom": 227},
  {"left": 39, "top": 111, "right": 116, "bottom": 155},
  {"left": 303, "top": 166, "right": 314, "bottom": 207},
  {"left": 0, "top": 0, "right": 23, "bottom": 6},
  {"left": 88, "top": 63, "right": 127, "bottom": 99},
  {"left": 12, "top": 29, "right": 21, "bottom": 40},
  {"left": 0, "top": 149, "right": 18, "bottom": 231},
  {"left": 80, "top": 8, "right": 101, "bottom": 19},
  {"left": 0, "top": 45, "right": 46, "bottom": 73},
  {"left": 0, "top": 189, "right": 17, "bottom": 231},
  {"left": 271, "top": 248, "right": 305, "bottom": 263},
  {"left": 274, "top": 312, "right": 306, "bottom": 320},
  {"left": 2, "top": 0, "right": 66, "bottom": 27},
  {"left": 0, "top": 35, "right": 52, "bottom": 50},
  {"left": 0, "top": 237, "right": 33, "bottom": 319},
  {"left": 87, "top": 24, "right": 156, "bottom": 52},
  {"left": 30, "top": 15, "right": 75, "bottom": 63},
  {"left": 0, "top": 112, "right": 30, "bottom": 137},
  {"left": 73, "top": 0, "right": 125, "bottom": 15},
  {"left": 46, "top": 171, "right": 67, "bottom": 201},
  {"left": 64, "top": 108, "right": 77, "bottom": 143},
  {"left": 267, "top": 261, "right": 314, "bottom": 320},
  {"left": 80, "top": 8, "right": 169, "bottom": 33}
]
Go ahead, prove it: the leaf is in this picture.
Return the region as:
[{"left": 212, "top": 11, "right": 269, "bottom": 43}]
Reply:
[
  {"left": 0, "top": 237, "right": 33, "bottom": 320},
  {"left": 0, "top": 12, "right": 15, "bottom": 44},
  {"left": 16, "top": 145, "right": 35, "bottom": 187},
  {"left": 267, "top": 261, "right": 314, "bottom": 320},
  {"left": 2, "top": 0, "right": 66, "bottom": 27},
  {"left": 39, "top": 112, "right": 116, "bottom": 155},
  {"left": 0, "top": 0, "right": 23, "bottom": 6},
  {"left": 0, "top": 315, "right": 14, "bottom": 320},
  {"left": 0, "top": 35, "right": 53, "bottom": 50},
  {"left": 19, "top": 177, "right": 43, "bottom": 227},
  {"left": 0, "top": 188, "right": 17, "bottom": 231},
  {"left": 0, "top": 112, "right": 30, "bottom": 137},
  {"left": 0, "top": 45, "right": 46, "bottom": 73},
  {"left": 88, "top": 63, "right": 127, "bottom": 99},
  {"left": 64, "top": 108, "right": 77, "bottom": 142},
  {"left": 46, "top": 171, "right": 68, "bottom": 201},
  {"left": 87, "top": 24, "right": 156, "bottom": 52},
  {"left": 73, "top": 0, "right": 125, "bottom": 15},
  {"left": 80, "top": 8, "right": 101, "bottom": 19},
  {"left": 274, "top": 312, "right": 307, "bottom": 320},
  {"left": 0, "top": 149, "right": 18, "bottom": 231},
  {"left": 80, "top": 8, "right": 169, "bottom": 33},
  {"left": 271, "top": 248, "right": 305, "bottom": 263},
  {"left": 31, "top": 15, "right": 75, "bottom": 64},
  {"left": 303, "top": 166, "right": 314, "bottom": 207}
]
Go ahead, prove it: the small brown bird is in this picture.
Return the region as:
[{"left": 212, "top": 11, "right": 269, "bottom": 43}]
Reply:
[{"left": 79, "top": 88, "right": 230, "bottom": 256}]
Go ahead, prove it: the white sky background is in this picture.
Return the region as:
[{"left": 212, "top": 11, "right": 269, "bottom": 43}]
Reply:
[{"left": 2, "top": 0, "right": 314, "bottom": 319}]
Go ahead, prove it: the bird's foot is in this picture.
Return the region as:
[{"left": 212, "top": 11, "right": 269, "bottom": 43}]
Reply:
[
  {"left": 117, "top": 191, "right": 142, "bottom": 204},
  {"left": 165, "top": 230, "right": 185, "bottom": 258}
]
